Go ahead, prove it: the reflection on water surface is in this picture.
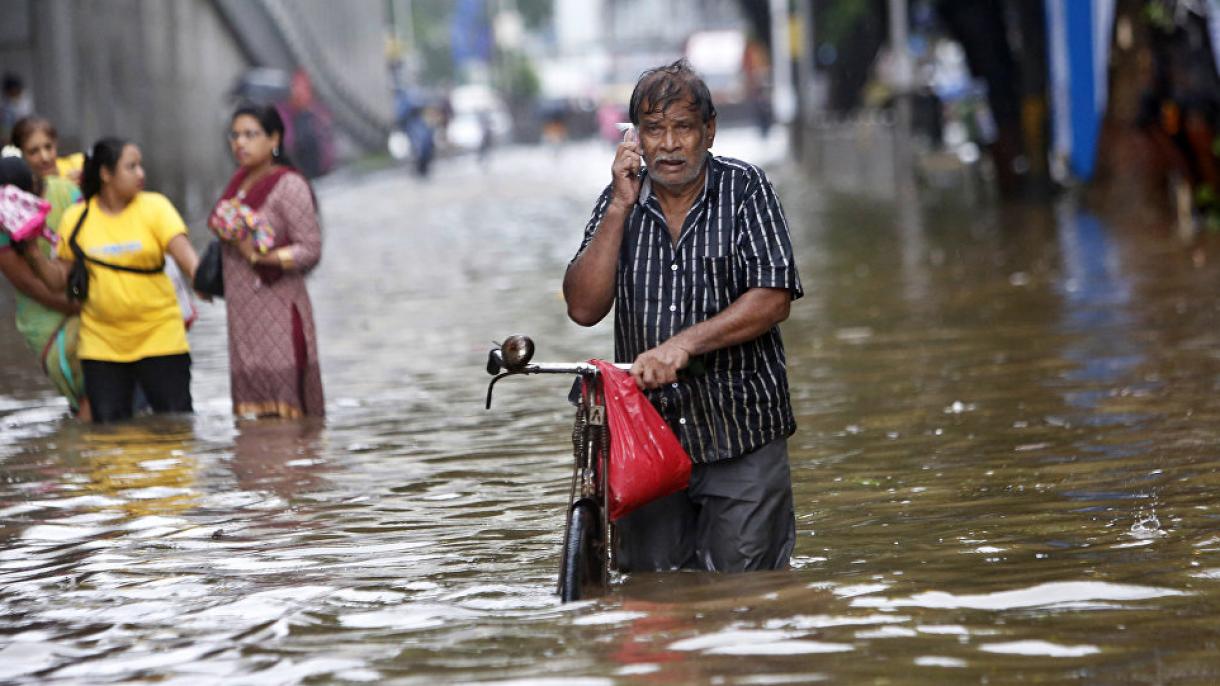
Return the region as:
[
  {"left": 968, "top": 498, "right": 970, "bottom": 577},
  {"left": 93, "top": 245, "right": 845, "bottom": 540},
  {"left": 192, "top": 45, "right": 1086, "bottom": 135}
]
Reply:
[{"left": 3, "top": 135, "right": 1220, "bottom": 683}]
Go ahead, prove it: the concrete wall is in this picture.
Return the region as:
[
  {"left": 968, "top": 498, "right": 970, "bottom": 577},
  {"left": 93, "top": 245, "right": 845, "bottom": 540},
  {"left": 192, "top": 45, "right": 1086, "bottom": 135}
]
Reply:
[
  {"left": 0, "top": 1, "right": 38, "bottom": 100},
  {"left": 269, "top": 0, "right": 392, "bottom": 124},
  {"left": 0, "top": 0, "right": 391, "bottom": 221},
  {"left": 3, "top": 0, "right": 251, "bottom": 220},
  {"left": 219, "top": 0, "right": 392, "bottom": 152}
]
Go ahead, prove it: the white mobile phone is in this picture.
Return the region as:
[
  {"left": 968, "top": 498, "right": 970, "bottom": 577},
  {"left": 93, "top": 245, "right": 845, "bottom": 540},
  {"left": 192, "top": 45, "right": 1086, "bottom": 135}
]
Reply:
[{"left": 615, "top": 123, "right": 644, "bottom": 169}]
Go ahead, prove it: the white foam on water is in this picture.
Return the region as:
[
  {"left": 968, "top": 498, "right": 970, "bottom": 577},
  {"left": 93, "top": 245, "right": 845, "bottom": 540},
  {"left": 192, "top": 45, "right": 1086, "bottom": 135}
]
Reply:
[
  {"left": 764, "top": 613, "right": 910, "bottom": 630},
  {"left": 855, "top": 626, "right": 917, "bottom": 639},
  {"left": 456, "top": 673, "right": 614, "bottom": 678},
  {"left": 915, "top": 656, "right": 967, "bottom": 668},
  {"left": 979, "top": 640, "right": 1101, "bottom": 657},
  {"left": 572, "top": 610, "right": 649, "bottom": 626},
  {"left": 338, "top": 601, "right": 478, "bottom": 629},
  {"left": 668, "top": 628, "right": 852, "bottom": 655},
  {"left": 330, "top": 588, "right": 408, "bottom": 604},
  {"left": 830, "top": 583, "right": 890, "bottom": 598},
  {"left": 124, "top": 515, "right": 190, "bottom": 530},
  {"left": 21, "top": 524, "right": 106, "bottom": 541},
  {"left": 615, "top": 664, "right": 660, "bottom": 676},
  {"left": 916, "top": 624, "right": 972, "bottom": 635},
  {"left": 851, "top": 581, "right": 1186, "bottom": 610},
  {"left": 670, "top": 629, "right": 793, "bottom": 652},
  {"left": 707, "top": 640, "right": 854, "bottom": 655}
]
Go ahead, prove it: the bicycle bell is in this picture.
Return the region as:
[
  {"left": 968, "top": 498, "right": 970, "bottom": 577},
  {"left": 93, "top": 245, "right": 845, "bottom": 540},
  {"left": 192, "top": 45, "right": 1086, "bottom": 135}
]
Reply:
[{"left": 500, "top": 334, "right": 535, "bottom": 371}]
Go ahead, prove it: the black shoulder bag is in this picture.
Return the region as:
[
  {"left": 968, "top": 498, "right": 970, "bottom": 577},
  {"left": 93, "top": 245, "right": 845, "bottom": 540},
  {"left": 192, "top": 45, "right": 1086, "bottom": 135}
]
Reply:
[
  {"left": 193, "top": 240, "right": 223, "bottom": 297},
  {"left": 67, "top": 204, "right": 166, "bottom": 302}
]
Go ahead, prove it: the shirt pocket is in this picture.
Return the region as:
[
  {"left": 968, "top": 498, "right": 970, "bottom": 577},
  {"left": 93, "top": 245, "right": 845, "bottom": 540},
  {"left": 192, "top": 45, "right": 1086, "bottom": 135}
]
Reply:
[{"left": 696, "top": 255, "right": 737, "bottom": 318}]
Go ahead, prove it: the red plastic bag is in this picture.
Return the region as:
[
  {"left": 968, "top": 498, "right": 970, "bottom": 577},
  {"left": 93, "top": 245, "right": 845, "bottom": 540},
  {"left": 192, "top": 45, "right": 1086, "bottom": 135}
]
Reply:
[{"left": 590, "top": 359, "right": 692, "bottom": 520}]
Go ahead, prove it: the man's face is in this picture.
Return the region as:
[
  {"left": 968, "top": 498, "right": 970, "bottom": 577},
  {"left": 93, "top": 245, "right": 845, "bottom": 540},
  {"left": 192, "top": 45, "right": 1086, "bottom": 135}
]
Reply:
[{"left": 637, "top": 99, "right": 716, "bottom": 192}]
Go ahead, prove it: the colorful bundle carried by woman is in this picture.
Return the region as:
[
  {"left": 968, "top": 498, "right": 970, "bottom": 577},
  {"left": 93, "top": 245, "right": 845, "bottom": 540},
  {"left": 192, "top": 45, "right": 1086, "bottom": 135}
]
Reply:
[
  {"left": 0, "top": 184, "right": 53, "bottom": 243},
  {"left": 207, "top": 197, "right": 275, "bottom": 253}
]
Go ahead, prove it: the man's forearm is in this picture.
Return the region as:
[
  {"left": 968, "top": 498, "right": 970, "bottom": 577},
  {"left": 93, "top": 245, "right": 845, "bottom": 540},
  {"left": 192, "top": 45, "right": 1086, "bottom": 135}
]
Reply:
[
  {"left": 562, "top": 202, "right": 630, "bottom": 326},
  {"left": 629, "top": 287, "right": 791, "bottom": 389},
  {"left": 668, "top": 287, "right": 791, "bottom": 357}
]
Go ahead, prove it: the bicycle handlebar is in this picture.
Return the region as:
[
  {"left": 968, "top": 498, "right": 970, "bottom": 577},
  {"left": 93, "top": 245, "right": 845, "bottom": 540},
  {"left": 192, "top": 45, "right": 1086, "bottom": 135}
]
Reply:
[
  {"left": 484, "top": 335, "right": 704, "bottom": 409},
  {"left": 485, "top": 337, "right": 631, "bottom": 409},
  {"left": 486, "top": 342, "right": 630, "bottom": 378},
  {"left": 506, "top": 361, "right": 632, "bottom": 375}
]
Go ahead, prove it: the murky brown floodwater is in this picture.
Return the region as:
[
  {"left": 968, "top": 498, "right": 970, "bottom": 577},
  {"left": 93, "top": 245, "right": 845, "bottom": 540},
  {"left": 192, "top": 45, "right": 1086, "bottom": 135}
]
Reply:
[{"left": 3, "top": 132, "right": 1220, "bottom": 684}]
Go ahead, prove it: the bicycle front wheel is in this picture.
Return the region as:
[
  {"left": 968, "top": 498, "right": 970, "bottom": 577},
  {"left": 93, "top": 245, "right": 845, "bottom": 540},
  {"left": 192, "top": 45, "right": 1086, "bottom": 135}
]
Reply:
[{"left": 560, "top": 499, "right": 605, "bottom": 602}]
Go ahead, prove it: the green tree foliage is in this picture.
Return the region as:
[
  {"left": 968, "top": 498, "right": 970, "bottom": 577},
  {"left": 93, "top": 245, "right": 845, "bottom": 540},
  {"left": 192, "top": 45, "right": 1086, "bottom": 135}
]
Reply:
[
  {"left": 821, "top": 0, "right": 876, "bottom": 47},
  {"left": 515, "top": 0, "right": 552, "bottom": 29},
  {"left": 501, "top": 51, "right": 540, "bottom": 102}
]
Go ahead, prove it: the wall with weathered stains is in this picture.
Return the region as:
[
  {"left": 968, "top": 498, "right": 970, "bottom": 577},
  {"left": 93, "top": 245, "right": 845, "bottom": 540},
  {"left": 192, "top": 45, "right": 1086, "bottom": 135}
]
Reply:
[{"left": 0, "top": 0, "right": 390, "bottom": 221}]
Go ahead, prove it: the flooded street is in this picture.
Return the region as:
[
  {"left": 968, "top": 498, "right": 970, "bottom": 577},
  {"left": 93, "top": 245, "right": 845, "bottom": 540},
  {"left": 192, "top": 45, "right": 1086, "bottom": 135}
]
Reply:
[{"left": 4, "top": 130, "right": 1220, "bottom": 684}]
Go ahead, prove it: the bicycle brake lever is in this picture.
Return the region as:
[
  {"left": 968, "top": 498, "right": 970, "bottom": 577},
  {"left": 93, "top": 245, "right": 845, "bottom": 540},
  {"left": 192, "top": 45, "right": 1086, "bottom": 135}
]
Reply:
[
  {"left": 487, "top": 348, "right": 504, "bottom": 375},
  {"left": 485, "top": 372, "right": 511, "bottom": 409}
]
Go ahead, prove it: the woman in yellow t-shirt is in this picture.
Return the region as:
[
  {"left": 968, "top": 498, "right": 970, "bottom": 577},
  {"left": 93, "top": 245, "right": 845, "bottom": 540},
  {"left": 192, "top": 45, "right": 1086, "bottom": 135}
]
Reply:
[{"left": 25, "top": 137, "right": 200, "bottom": 423}]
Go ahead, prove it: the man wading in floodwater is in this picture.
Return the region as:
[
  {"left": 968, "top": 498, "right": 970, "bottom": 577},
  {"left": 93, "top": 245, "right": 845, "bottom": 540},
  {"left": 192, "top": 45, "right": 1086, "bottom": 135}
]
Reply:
[{"left": 563, "top": 60, "right": 803, "bottom": 572}]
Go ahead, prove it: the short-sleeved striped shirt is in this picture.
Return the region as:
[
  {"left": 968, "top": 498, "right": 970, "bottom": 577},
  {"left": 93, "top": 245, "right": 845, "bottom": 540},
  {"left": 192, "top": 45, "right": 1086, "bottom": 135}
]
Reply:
[{"left": 573, "top": 155, "right": 803, "bottom": 464}]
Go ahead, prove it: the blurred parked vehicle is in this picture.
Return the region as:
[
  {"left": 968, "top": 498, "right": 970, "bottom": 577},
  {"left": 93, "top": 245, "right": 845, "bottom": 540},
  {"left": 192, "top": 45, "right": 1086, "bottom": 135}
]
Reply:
[
  {"left": 232, "top": 68, "right": 291, "bottom": 108},
  {"left": 685, "top": 30, "right": 747, "bottom": 107},
  {"left": 446, "top": 84, "right": 512, "bottom": 153}
]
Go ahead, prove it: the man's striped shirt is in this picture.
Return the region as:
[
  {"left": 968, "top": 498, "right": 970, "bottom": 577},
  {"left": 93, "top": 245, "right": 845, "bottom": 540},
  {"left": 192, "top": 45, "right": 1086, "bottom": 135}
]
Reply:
[{"left": 573, "top": 155, "right": 803, "bottom": 464}]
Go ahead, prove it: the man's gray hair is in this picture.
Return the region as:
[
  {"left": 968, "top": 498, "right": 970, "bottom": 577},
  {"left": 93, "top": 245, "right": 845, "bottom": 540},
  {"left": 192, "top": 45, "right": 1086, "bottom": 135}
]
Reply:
[{"left": 629, "top": 59, "right": 717, "bottom": 126}]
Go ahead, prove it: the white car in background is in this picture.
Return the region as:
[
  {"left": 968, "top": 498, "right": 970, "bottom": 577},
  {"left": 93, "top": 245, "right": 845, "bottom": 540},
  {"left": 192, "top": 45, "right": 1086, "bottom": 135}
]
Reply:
[{"left": 446, "top": 84, "right": 514, "bottom": 152}]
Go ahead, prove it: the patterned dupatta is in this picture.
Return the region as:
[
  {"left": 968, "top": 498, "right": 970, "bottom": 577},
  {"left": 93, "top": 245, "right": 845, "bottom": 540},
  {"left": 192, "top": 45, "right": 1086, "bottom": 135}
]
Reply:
[{"left": 217, "top": 164, "right": 294, "bottom": 209}]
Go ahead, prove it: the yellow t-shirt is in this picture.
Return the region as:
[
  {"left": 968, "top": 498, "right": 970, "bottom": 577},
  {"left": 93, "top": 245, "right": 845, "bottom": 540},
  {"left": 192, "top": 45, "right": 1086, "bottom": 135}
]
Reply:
[
  {"left": 56, "top": 153, "right": 84, "bottom": 179},
  {"left": 57, "top": 192, "right": 189, "bottom": 362}
]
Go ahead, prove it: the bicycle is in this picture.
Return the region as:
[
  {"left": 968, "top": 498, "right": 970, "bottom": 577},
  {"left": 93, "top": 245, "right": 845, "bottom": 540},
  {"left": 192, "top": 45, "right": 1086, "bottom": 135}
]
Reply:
[{"left": 485, "top": 335, "right": 629, "bottom": 602}]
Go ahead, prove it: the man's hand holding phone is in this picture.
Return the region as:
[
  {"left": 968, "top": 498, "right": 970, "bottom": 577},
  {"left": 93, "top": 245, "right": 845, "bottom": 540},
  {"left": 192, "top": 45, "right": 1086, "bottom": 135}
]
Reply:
[{"left": 610, "top": 123, "right": 642, "bottom": 211}]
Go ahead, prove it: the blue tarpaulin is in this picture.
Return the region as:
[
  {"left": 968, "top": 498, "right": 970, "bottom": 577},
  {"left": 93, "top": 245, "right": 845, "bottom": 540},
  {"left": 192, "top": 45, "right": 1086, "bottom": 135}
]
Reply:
[
  {"left": 1046, "top": 0, "right": 1115, "bottom": 182},
  {"left": 451, "top": 0, "right": 492, "bottom": 68},
  {"left": 1210, "top": 0, "right": 1220, "bottom": 77}
]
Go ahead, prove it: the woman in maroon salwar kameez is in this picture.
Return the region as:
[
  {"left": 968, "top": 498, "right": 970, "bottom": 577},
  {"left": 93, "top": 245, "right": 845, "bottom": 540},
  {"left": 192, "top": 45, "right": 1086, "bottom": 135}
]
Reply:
[{"left": 210, "top": 103, "right": 324, "bottom": 418}]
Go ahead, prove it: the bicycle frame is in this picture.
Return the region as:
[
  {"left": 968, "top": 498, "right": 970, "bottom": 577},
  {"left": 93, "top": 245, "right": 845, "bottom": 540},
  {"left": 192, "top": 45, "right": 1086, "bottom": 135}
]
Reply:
[{"left": 485, "top": 337, "right": 629, "bottom": 601}]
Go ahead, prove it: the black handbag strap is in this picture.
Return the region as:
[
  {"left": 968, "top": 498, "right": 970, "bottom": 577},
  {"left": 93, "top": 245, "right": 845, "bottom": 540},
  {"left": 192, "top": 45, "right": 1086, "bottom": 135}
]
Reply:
[
  {"left": 67, "top": 205, "right": 87, "bottom": 260},
  {"left": 68, "top": 203, "right": 165, "bottom": 275}
]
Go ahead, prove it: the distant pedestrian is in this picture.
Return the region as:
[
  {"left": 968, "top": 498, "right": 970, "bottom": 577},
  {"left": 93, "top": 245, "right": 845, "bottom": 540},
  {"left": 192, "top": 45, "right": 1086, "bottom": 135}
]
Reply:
[
  {"left": 477, "top": 110, "right": 494, "bottom": 165},
  {"left": 210, "top": 103, "right": 324, "bottom": 419},
  {"left": 23, "top": 138, "right": 200, "bottom": 423},
  {"left": 539, "top": 101, "right": 569, "bottom": 155},
  {"left": 280, "top": 70, "right": 334, "bottom": 179},
  {"left": 1, "top": 73, "right": 33, "bottom": 145},
  {"left": 0, "top": 156, "right": 87, "bottom": 418},
  {"left": 564, "top": 60, "right": 803, "bottom": 573}
]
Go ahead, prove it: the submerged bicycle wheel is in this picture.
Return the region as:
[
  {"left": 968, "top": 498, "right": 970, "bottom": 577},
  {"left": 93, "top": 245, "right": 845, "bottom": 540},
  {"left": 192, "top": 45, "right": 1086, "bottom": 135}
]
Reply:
[{"left": 560, "top": 499, "right": 606, "bottom": 602}]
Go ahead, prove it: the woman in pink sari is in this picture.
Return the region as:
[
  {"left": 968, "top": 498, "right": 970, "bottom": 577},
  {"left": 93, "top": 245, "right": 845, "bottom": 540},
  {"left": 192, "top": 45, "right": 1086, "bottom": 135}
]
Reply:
[{"left": 210, "top": 103, "right": 324, "bottom": 418}]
